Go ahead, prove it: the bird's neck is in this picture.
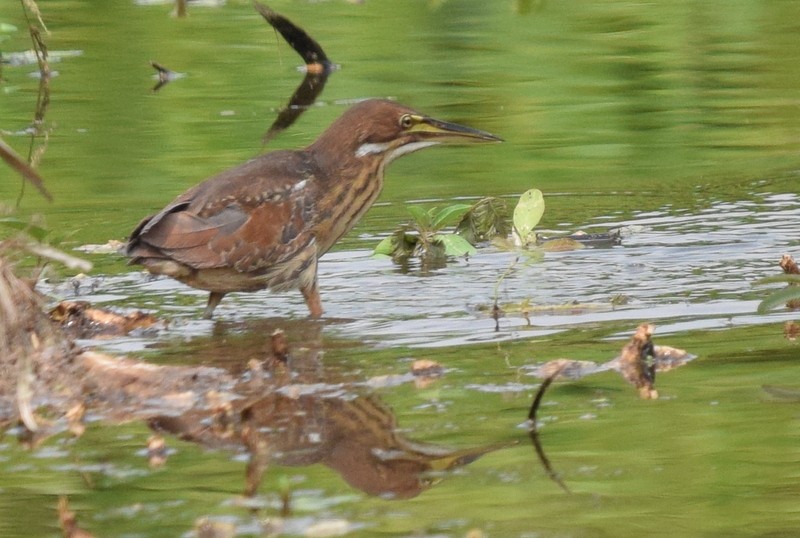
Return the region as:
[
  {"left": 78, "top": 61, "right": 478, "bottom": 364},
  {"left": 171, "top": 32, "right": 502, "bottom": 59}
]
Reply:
[{"left": 307, "top": 141, "right": 388, "bottom": 255}]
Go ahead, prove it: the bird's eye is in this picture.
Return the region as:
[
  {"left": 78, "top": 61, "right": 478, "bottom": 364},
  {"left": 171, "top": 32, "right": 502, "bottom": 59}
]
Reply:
[{"left": 399, "top": 114, "right": 414, "bottom": 129}]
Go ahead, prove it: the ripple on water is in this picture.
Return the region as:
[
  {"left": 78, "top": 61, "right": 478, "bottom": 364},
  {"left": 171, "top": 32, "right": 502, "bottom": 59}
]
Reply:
[{"left": 51, "top": 194, "right": 800, "bottom": 349}]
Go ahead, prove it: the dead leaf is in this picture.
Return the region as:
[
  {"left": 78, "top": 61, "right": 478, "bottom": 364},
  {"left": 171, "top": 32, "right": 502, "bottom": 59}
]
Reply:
[
  {"left": 50, "top": 301, "right": 161, "bottom": 338},
  {"left": 616, "top": 323, "right": 658, "bottom": 399},
  {"left": 411, "top": 359, "right": 443, "bottom": 377},
  {"left": 529, "top": 324, "right": 695, "bottom": 398},
  {"left": 780, "top": 254, "right": 799, "bottom": 275},
  {"left": 652, "top": 344, "right": 695, "bottom": 372}
]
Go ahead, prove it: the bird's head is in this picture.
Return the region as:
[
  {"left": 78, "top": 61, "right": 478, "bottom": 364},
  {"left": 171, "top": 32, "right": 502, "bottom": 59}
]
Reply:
[{"left": 311, "top": 99, "right": 502, "bottom": 167}]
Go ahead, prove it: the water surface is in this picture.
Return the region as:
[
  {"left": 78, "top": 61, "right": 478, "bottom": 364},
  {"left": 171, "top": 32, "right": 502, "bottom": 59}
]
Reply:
[{"left": 1, "top": 1, "right": 799, "bottom": 536}]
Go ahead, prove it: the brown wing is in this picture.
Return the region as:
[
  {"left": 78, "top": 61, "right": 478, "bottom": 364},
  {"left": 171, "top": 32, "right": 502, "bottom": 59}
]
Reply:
[{"left": 127, "top": 150, "right": 318, "bottom": 273}]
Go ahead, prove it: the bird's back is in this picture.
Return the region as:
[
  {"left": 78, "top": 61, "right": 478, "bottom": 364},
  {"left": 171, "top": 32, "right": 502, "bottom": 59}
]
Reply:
[{"left": 127, "top": 150, "right": 320, "bottom": 279}]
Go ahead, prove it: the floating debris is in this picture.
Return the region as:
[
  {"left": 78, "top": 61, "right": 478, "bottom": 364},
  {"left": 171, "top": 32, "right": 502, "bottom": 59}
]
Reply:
[
  {"left": 49, "top": 300, "right": 163, "bottom": 338},
  {"left": 73, "top": 239, "right": 125, "bottom": 254},
  {"left": 523, "top": 324, "right": 694, "bottom": 492},
  {"left": 411, "top": 359, "right": 444, "bottom": 388},
  {"left": 615, "top": 323, "right": 658, "bottom": 399},
  {"left": 530, "top": 323, "right": 695, "bottom": 399},
  {"left": 780, "top": 254, "right": 800, "bottom": 309},
  {"left": 781, "top": 254, "right": 799, "bottom": 275},
  {"left": 150, "top": 60, "right": 186, "bottom": 92}
]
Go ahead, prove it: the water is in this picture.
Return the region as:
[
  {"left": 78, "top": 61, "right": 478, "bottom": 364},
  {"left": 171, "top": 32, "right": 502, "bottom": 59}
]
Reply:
[{"left": 1, "top": 1, "right": 800, "bottom": 536}]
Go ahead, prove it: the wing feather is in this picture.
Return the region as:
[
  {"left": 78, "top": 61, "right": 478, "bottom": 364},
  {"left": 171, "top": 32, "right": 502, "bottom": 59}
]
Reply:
[{"left": 127, "top": 150, "right": 319, "bottom": 273}]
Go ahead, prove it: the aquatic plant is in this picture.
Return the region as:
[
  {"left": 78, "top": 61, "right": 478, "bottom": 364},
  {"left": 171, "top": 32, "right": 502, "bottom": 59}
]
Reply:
[{"left": 374, "top": 203, "right": 478, "bottom": 266}]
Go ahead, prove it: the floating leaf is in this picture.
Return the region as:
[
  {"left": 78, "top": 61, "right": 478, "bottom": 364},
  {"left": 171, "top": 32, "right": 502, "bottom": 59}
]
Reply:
[
  {"left": 435, "top": 233, "right": 477, "bottom": 257},
  {"left": 431, "top": 203, "right": 472, "bottom": 230},
  {"left": 456, "top": 197, "right": 509, "bottom": 244},
  {"left": 373, "top": 236, "right": 395, "bottom": 257},
  {"left": 373, "top": 228, "right": 418, "bottom": 261},
  {"left": 512, "top": 189, "right": 545, "bottom": 246}
]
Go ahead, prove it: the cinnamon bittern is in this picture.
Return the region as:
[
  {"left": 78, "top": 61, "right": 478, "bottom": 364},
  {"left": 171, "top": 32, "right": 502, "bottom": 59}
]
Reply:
[{"left": 126, "top": 99, "right": 502, "bottom": 318}]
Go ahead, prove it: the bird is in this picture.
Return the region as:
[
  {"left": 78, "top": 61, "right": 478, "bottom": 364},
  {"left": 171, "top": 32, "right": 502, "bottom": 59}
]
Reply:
[{"left": 126, "top": 99, "right": 502, "bottom": 319}]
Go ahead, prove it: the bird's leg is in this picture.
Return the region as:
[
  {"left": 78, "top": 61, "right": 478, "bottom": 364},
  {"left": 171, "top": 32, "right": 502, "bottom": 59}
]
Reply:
[
  {"left": 203, "top": 291, "right": 226, "bottom": 319},
  {"left": 301, "top": 281, "right": 323, "bottom": 319}
]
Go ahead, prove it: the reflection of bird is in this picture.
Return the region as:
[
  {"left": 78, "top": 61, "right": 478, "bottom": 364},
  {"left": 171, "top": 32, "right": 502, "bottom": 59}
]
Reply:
[
  {"left": 151, "top": 391, "right": 512, "bottom": 499},
  {"left": 126, "top": 99, "right": 501, "bottom": 318}
]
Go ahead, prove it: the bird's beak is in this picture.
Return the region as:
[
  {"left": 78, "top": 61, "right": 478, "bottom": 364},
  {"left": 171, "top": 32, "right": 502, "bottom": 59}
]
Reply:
[{"left": 411, "top": 116, "right": 504, "bottom": 143}]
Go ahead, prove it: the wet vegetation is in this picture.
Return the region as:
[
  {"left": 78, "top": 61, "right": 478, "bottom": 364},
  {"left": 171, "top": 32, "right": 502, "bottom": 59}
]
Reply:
[{"left": 2, "top": 0, "right": 800, "bottom": 536}]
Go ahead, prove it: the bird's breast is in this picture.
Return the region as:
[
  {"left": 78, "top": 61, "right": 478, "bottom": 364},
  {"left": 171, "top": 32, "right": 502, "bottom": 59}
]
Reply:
[{"left": 312, "top": 158, "right": 386, "bottom": 255}]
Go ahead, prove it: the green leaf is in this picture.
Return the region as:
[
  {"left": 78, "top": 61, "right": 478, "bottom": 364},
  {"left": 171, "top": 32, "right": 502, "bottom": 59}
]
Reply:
[
  {"left": 373, "top": 236, "right": 395, "bottom": 256},
  {"left": 512, "top": 189, "right": 545, "bottom": 246},
  {"left": 757, "top": 286, "right": 800, "bottom": 314},
  {"left": 0, "top": 23, "right": 19, "bottom": 33},
  {"left": 431, "top": 204, "right": 473, "bottom": 230},
  {"left": 374, "top": 228, "right": 419, "bottom": 261},
  {"left": 456, "top": 197, "right": 510, "bottom": 244},
  {"left": 407, "top": 205, "right": 431, "bottom": 229},
  {"left": 435, "top": 233, "right": 477, "bottom": 257}
]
